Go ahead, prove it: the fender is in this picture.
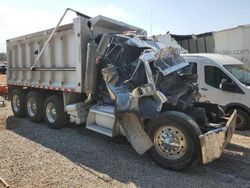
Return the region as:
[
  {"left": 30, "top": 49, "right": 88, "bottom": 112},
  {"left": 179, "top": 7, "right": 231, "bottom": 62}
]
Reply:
[{"left": 149, "top": 111, "right": 202, "bottom": 136}]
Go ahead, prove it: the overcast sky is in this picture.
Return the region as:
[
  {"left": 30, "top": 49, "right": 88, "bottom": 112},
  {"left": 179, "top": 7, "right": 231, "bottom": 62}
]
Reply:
[{"left": 1, "top": 0, "right": 250, "bottom": 52}]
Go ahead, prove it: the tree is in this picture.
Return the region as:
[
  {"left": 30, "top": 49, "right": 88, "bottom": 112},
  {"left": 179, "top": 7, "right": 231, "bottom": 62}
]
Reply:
[{"left": 0, "top": 52, "right": 7, "bottom": 61}]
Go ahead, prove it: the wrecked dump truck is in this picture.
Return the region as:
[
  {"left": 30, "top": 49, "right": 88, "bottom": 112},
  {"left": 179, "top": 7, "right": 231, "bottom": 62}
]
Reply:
[{"left": 6, "top": 8, "right": 236, "bottom": 170}]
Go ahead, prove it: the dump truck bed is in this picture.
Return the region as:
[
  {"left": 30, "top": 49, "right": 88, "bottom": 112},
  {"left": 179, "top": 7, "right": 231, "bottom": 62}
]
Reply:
[
  {"left": 7, "top": 22, "right": 80, "bottom": 92},
  {"left": 7, "top": 15, "right": 144, "bottom": 93}
]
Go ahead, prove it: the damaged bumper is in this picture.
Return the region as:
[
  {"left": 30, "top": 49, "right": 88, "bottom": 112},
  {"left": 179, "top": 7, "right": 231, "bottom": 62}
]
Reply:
[{"left": 199, "top": 110, "right": 237, "bottom": 164}]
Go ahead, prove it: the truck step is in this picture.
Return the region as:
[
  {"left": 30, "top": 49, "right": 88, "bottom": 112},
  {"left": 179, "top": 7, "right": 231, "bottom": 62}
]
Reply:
[
  {"left": 86, "top": 124, "right": 113, "bottom": 137},
  {"left": 86, "top": 104, "right": 118, "bottom": 137}
]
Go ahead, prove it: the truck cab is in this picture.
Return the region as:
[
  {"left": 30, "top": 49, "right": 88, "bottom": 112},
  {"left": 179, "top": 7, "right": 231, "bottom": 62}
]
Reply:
[{"left": 181, "top": 54, "right": 250, "bottom": 130}]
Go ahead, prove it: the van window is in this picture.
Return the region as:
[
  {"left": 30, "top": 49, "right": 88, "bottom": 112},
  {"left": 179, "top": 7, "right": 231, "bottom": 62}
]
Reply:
[
  {"left": 224, "top": 64, "right": 250, "bottom": 86},
  {"left": 205, "top": 66, "right": 231, "bottom": 89},
  {"left": 180, "top": 62, "right": 197, "bottom": 75}
]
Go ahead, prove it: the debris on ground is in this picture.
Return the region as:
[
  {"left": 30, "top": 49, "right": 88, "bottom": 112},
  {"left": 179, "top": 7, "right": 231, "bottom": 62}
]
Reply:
[{"left": 0, "top": 177, "right": 10, "bottom": 188}]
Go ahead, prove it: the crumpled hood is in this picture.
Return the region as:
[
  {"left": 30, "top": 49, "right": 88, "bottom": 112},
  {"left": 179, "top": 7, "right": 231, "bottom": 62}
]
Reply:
[{"left": 126, "top": 37, "right": 165, "bottom": 50}]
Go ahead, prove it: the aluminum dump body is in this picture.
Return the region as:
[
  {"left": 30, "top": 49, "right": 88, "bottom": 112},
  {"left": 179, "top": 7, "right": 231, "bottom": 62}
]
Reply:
[{"left": 7, "top": 15, "right": 144, "bottom": 93}]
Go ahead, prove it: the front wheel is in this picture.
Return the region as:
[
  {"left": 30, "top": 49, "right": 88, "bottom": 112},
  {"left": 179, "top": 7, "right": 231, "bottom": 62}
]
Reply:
[{"left": 147, "top": 112, "right": 201, "bottom": 170}]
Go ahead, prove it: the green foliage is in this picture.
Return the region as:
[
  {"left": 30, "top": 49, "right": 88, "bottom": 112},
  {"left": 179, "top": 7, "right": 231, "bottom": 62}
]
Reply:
[{"left": 0, "top": 52, "right": 7, "bottom": 61}]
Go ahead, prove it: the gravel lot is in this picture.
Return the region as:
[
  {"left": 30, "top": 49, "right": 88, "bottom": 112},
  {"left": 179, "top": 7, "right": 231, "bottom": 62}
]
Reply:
[{"left": 1, "top": 98, "right": 250, "bottom": 188}]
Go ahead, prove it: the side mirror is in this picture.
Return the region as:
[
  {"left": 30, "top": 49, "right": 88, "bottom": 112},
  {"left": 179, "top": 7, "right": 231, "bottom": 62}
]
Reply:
[
  {"left": 96, "top": 34, "right": 112, "bottom": 57},
  {"left": 220, "top": 79, "right": 234, "bottom": 91}
]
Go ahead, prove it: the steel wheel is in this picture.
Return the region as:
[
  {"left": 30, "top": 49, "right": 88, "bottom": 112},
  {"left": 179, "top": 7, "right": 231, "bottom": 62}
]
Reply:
[
  {"left": 154, "top": 125, "right": 187, "bottom": 160},
  {"left": 44, "top": 95, "right": 68, "bottom": 129},
  {"left": 25, "top": 91, "right": 44, "bottom": 122},
  {"left": 10, "top": 89, "right": 26, "bottom": 117},
  {"left": 12, "top": 94, "right": 21, "bottom": 112},
  {"left": 46, "top": 102, "right": 57, "bottom": 123},
  {"left": 27, "top": 97, "right": 37, "bottom": 117},
  {"left": 148, "top": 111, "right": 201, "bottom": 170}
]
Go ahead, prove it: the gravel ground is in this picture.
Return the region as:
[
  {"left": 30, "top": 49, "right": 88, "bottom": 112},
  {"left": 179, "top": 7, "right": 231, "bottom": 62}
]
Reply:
[{"left": 1, "top": 98, "right": 250, "bottom": 188}]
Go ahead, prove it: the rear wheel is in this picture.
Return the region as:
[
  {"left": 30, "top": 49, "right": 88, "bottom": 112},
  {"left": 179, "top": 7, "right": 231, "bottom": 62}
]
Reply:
[
  {"left": 44, "top": 95, "right": 68, "bottom": 129},
  {"left": 25, "top": 91, "right": 44, "bottom": 122},
  {"left": 10, "top": 89, "right": 26, "bottom": 117},
  {"left": 147, "top": 112, "right": 201, "bottom": 170},
  {"left": 227, "top": 108, "right": 250, "bottom": 131}
]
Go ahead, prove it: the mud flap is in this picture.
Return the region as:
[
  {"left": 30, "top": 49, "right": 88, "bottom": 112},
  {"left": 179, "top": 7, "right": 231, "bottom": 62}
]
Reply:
[{"left": 118, "top": 112, "right": 153, "bottom": 155}]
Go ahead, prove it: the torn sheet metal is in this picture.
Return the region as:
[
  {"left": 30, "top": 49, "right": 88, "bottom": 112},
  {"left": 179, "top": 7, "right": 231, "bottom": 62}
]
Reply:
[
  {"left": 89, "top": 15, "right": 146, "bottom": 35},
  {"left": 154, "top": 47, "right": 189, "bottom": 76},
  {"left": 199, "top": 110, "right": 236, "bottom": 164},
  {"left": 126, "top": 37, "right": 165, "bottom": 50},
  {"left": 118, "top": 112, "right": 153, "bottom": 155}
]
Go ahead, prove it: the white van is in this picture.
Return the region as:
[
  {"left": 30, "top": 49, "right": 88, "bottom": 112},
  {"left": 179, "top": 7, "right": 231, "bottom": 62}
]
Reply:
[{"left": 181, "top": 54, "right": 250, "bottom": 130}]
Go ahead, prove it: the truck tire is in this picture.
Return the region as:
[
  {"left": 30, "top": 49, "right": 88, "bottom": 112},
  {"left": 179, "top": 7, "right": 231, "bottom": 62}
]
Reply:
[
  {"left": 44, "top": 95, "right": 68, "bottom": 129},
  {"left": 147, "top": 111, "right": 201, "bottom": 170},
  {"left": 10, "top": 89, "right": 26, "bottom": 117},
  {"left": 227, "top": 108, "right": 250, "bottom": 131},
  {"left": 25, "top": 91, "right": 44, "bottom": 122}
]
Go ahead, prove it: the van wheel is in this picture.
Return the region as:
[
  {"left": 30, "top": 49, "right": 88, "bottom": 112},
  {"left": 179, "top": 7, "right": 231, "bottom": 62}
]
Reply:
[
  {"left": 25, "top": 91, "right": 44, "bottom": 122},
  {"left": 44, "top": 95, "right": 68, "bottom": 129},
  {"left": 228, "top": 109, "right": 250, "bottom": 131},
  {"left": 147, "top": 112, "right": 201, "bottom": 170},
  {"left": 11, "top": 89, "right": 26, "bottom": 117}
]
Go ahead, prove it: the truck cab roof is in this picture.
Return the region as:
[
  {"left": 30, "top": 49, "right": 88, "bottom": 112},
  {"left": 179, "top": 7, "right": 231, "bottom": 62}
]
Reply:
[{"left": 181, "top": 53, "right": 244, "bottom": 66}]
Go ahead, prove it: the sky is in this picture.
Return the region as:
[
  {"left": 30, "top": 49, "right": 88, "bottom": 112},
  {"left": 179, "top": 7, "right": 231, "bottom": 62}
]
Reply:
[{"left": 0, "top": 0, "right": 250, "bottom": 52}]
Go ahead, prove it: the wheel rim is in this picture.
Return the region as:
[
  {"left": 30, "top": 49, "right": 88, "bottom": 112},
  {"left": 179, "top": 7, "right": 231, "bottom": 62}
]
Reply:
[
  {"left": 236, "top": 113, "right": 245, "bottom": 129},
  {"left": 154, "top": 125, "right": 187, "bottom": 160},
  {"left": 46, "top": 102, "right": 57, "bottom": 123},
  {"left": 228, "top": 110, "right": 246, "bottom": 129},
  {"left": 27, "top": 97, "right": 37, "bottom": 117},
  {"left": 12, "top": 94, "right": 20, "bottom": 112}
]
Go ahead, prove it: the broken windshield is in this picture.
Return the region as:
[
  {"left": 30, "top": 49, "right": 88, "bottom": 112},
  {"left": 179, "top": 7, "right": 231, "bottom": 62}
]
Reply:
[{"left": 154, "top": 47, "right": 189, "bottom": 76}]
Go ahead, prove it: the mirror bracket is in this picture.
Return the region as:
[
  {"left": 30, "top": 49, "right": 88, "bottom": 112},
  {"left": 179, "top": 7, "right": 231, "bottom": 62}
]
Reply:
[{"left": 96, "top": 34, "right": 112, "bottom": 59}]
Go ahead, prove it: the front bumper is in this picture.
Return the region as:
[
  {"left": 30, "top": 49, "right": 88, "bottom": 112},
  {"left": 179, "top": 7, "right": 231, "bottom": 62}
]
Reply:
[{"left": 199, "top": 110, "right": 237, "bottom": 164}]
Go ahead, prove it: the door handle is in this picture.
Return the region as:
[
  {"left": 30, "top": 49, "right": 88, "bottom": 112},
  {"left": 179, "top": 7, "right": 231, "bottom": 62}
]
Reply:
[{"left": 201, "top": 88, "right": 208, "bottom": 91}]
